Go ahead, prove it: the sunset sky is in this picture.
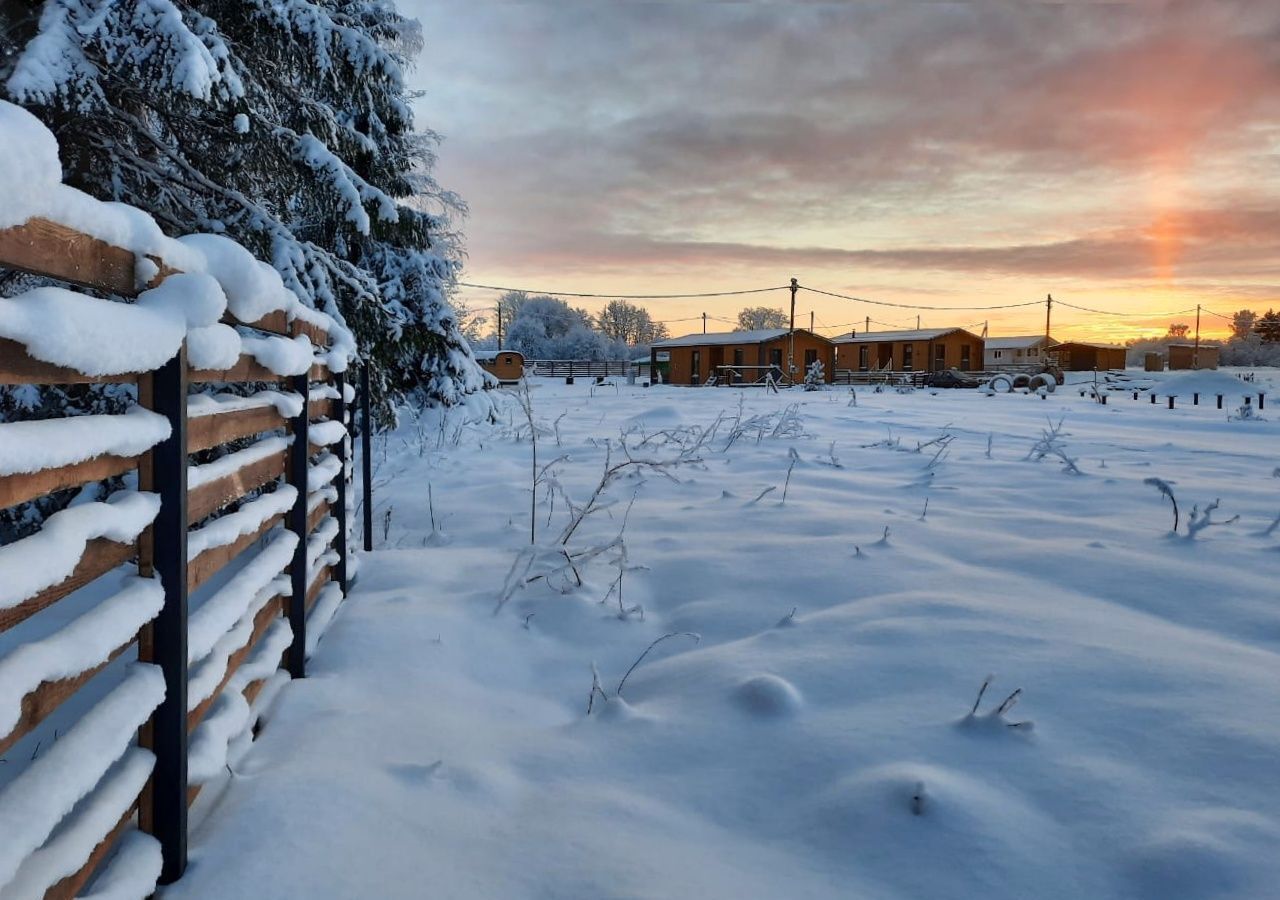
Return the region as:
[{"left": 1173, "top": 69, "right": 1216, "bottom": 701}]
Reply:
[{"left": 403, "top": 2, "right": 1280, "bottom": 342}]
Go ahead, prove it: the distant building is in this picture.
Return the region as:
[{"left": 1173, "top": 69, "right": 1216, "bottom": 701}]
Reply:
[
  {"left": 984, "top": 335, "right": 1056, "bottom": 369},
  {"left": 1167, "top": 343, "right": 1220, "bottom": 370},
  {"left": 1047, "top": 341, "right": 1127, "bottom": 371},
  {"left": 473, "top": 349, "right": 525, "bottom": 383},
  {"left": 650, "top": 329, "right": 835, "bottom": 385},
  {"left": 833, "top": 327, "right": 984, "bottom": 373}
]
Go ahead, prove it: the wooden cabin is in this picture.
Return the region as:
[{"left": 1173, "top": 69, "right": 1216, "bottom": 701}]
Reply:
[
  {"left": 984, "top": 335, "right": 1056, "bottom": 369},
  {"left": 1167, "top": 343, "right": 1219, "bottom": 370},
  {"left": 473, "top": 349, "right": 525, "bottom": 383},
  {"left": 833, "top": 327, "right": 984, "bottom": 373},
  {"left": 650, "top": 328, "right": 835, "bottom": 385},
  {"left": 1047, "top": 341, "right": 1127, "bottom": 371}
]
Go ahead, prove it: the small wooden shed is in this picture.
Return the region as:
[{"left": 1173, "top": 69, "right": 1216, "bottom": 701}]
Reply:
[
  {"left": 833, "top": 327, "right": 985, "bottom": 373},
  {"left": 1047, "top": 341, "right": 1127, "bottom": 371},
  {"left": 1167, "top": 343, "right": 1219, "bottom": 370},
  {"left": 650, "top": 328, "right": 835, "bottom": 385},
  {"left": 474, "top": 349, "right": 525, "bottom": 383}
]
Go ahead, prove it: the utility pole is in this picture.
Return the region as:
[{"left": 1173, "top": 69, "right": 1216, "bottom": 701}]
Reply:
[
  {"left": 788, "top": 277, "right": 798, "bottom": 380},
  {"left": 1193, "top": 303, "right": 1201, "bottom": 369},
  {"left": 982, "top": 320, "right": 988, "bottom": 338},
  {"left": 865, "top": 316, "right": 870, "bottom": 335},
  {"left": 916, "top": 314, "right": 921, "bottom": 330},
  {"left": 496, "top": 303, "right": 503, "bottom": 350},
  {"left": 702, "top": 311, "right": 707, "bottom": 334},
  {"left": 810, "top": 310, "right": 814, "bottom": 332},
  {"left": 1045, "top": 293, "right": 1053, "bottom": 342}
]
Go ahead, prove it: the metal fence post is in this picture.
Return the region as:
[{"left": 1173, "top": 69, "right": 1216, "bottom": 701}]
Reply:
[
  {"left": 140, "top": 345, "right": 189, "bottom": 884},
  {"left": 361, "top": 363, "right": 373, "bottom": 553},
  {"left": 286, "top": 372, "right": 309, "bottom": 677},
  {"left": 333, "top": 371, "right": 348, "bottom": 594}
]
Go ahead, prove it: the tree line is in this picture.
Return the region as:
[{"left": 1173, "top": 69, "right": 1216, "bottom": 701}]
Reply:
[
  {"left": 463, "top": 294, "right": 795, "bottom": 360},
  {"left": 1127, "top": 308, "right": 1280, "bottom": 366}
]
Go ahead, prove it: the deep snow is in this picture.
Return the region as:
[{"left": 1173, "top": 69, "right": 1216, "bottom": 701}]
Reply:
[{"left": 166, "top": 371, "right": 1280, "bottom": 900}]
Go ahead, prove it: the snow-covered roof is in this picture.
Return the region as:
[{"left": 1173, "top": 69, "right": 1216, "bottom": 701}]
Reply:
[
  {"left": 632, "top": 355, "right": 651, "bottom": 364},
  {"left": 833, "top": 328, "right": 973, "bottom": 344},
  {"left": 1053, "top": 341, "right": 1127, "bottom": 351},
  {"left": 472, "top": 349, "right": 521, "bottom": 361},
  {"left": 985, "top": 335, "right": 1051, "bottom": 350},
  {"left": 653, "top": 328, "right": 791, "bottom": 348}
]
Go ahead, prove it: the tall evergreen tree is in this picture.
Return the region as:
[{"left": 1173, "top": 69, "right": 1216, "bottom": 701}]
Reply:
[{"left": 0, "top": 0, "right": 486, "bottom": 411}]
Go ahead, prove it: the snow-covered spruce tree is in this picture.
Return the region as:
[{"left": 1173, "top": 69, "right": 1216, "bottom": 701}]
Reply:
[
  {"left": 0, "top": 0, "right": 486, "bottom": 415},
  {"left": 803, "top": 359, "right": 825, "bottom": 390}
]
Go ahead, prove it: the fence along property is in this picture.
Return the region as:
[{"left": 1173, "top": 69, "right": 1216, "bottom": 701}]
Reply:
[{"left": 0, "top": 166, "right": 356, "bottom": 893}]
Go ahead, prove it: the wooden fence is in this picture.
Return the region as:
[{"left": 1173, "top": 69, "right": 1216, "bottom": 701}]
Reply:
[
  {"left": 529, "top": 359, "right": 633, "bottom": 378},
  {"left": 0, "top": 217, "right": 358, "bottom": 894}
]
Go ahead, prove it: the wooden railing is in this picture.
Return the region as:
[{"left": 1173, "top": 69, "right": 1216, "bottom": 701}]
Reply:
[{"left": 0, "top": 217, "right": 356, "bottom": 894}]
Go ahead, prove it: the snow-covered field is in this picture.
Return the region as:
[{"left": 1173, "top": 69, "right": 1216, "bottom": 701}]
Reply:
[{"left": 168, "top": 370, "right": 1280, "bottom": 900}]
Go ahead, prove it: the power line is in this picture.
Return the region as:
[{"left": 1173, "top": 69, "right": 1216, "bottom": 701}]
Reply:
[
  {"left": 456, "top": 281, "right": 789, "bottom": 300},
  {"left": 798, "top": 284, "right": 1043, "bottom": 311},
  {"left": 1199, "top": 307, "right": 1236, "bottom": 322},
  {"left": 1054, "top": 300, "right": 1199, "bottom": 317}
]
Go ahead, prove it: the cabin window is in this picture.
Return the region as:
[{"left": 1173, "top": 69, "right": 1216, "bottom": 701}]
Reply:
[
  {"left": 961, "top": 345, "right": 971, "bottom": 370},
  {"left": 934, "top": 344, "right": 946, "bottom": 370},
  {"left": 858, "top": 346, "right": 869, "bottom": 371},
  {"left": 902, "top": 344, "right": 914, "bottom": 370},
  {"left": 804, "top": 348, "right": 817, "bottom": 369},
  {"left": 994, "top": 350, "right": 1003, "bottom": 359},
  {"left": 503, "top": 355, "right": 514, "bottom": 364}
]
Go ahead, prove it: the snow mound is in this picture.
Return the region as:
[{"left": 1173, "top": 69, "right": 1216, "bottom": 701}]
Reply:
[
  {"left": 1125, "top": 808, "right": 1280, "bottom": 899},
  {"left": 1156, "top": 371, "right": 1259, "bottom": 398},
  {"left": 734, "top": 673, "right": 803, "bottom": 716},
  {"left": 806, "top": 762, "right": 1066, "bottom": 895},
  {"left": 622, "top": 406, "right": 682, "bottom": 430}
]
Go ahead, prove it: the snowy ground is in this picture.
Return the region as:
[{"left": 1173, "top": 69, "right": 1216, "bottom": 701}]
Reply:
[{"left": 167, "top": 370, "right": 1280, "bottom": 900}]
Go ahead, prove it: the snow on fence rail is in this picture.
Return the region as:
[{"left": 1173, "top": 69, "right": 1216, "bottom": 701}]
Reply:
[{"left": 0, "top": 115, "right": 361, "bottom": 895}]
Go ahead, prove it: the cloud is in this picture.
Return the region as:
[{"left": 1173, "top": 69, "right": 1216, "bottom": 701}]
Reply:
[{"left": 401, "top": 1, "right": 1280, "bottom": 298}]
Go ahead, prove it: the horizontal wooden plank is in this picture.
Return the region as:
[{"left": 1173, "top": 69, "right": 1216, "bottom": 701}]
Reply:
[
  {"left": 187, "top": 405, "right": 288, "bottom": 454},
  {"left": 309, "top": 398, "right": 338, "bottom": 421},
  {"left": 291, "top": 319, "right": 329, "bottom": 347},
  {"left": 225, "top": 309, "right": 288, "bottom": 336},
  {"left": 46, "top": 803, "right": 139, "bottom": 900},
  {"left": 306, "top": 499, "right": 331, "bottom": 536},
  {"left": 188, "top": 594, "right": 282, "bottom": 733},
  {"left": 0, "top": 217, "right": 137, "bottom": 296},
  {"left": 308, "top": 363, "right": 332, "bottom": 383},
  {"left": 241, "top": 673, "right": 273, "bottom": 708},
  {"left": 0, "top": 338, "right": 144, "bottom": 386},
  {"left": 188, "top": 513, "right": 285, "bottom": 594},
  {"left": 188, "top": 451, "right": 287, "bottom": 525},
  {"left": 0, "top": 453, "right": 138, "bottom": 511},
  {"left": 0, "top": 538, "right": 134, "bottom": 635},
  {"left": 189, "top": 354, "right": 288, "bottom": 385},
  {"left": 0, "top": 641, "right": 132, "bottom": 758},
  {"left": 305, "top": 566, "right": 331, "bottom": 614}
]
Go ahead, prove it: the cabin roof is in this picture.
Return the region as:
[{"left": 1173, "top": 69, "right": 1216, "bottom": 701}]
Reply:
[
  {"left": 833, "top": 327, "right": 974, "bottom": 344},
  {"left": 985, "top": 335, "right": 1052, "bottom": 350},
  {"left": 653, "top": 328, "right": 830, "bottom": 348}
]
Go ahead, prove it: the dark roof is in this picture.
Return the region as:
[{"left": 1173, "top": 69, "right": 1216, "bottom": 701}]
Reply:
[
  {"left": 833, "top": 327, "right": 979, "bottom": 345},
  {"left": 653, "top": 328, "right": 830, "bottom": 348}
]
